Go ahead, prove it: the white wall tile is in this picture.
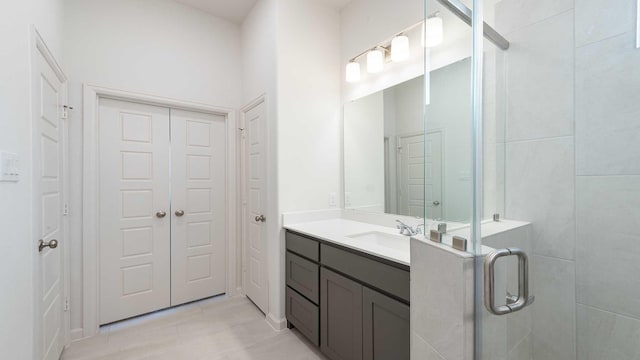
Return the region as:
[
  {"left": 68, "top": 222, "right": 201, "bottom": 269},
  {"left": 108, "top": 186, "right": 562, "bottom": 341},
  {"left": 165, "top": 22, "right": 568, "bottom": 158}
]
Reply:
[
  {"left": 577, "top": 304, "right": 640, "bottom": 360},
  {"left": 531, "top": 255, "right": 577, "bottom": 360},
  {"left": 412, "top": 333, "right": 447, "bottom": 360},
  {"left": 576, "top": 176, "right": 640, "bottom": 319},
  {"left": 507, "top": 333, "right": 533, "bottom": 360},
  {"left": 575, "top": 32, "right": 640, "bottom": 176},
  {"left": 575, "top": 0, "right": 636, "bottom": 47},
  {"left": 495, "top": 0, "right": 573, "bottom": 35},
  {"left": 505, "top": 137, "right": 575, "bottom": 259},
  {"left": 503, "top": 11, "right": 574, "bottom": 142},
  {"left": 411, "top": 239, "right": 475, "bottom": 360}
]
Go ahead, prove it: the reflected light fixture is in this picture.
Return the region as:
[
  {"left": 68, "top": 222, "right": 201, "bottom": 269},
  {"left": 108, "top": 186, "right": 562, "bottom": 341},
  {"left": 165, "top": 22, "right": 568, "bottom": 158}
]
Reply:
[
  {"left": 366, "top": 48, "right": 385, "bottom": 73},
  {"left": 391, "top": 34, "right": 410, "bottom": 62},
  {"left": 345, "top": 61, "right": 361, "bottom": 83},
  {"left": 423, "top": 14, "right": 444, "bottom": 48}
]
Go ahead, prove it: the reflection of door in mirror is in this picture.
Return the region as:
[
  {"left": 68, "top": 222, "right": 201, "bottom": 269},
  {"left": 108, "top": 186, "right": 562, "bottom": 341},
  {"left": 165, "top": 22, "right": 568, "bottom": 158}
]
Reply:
[
  {"left": 344, "top": 57, "right": 477, "bottom": 223},
  {"left": 396, "top": 132, "right": 443, "bottom": 219}
]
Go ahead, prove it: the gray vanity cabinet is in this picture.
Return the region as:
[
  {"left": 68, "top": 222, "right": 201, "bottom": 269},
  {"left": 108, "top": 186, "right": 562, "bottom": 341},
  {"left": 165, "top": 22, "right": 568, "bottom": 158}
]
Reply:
[
  {"left": 320, "top": 267, "right": 363, "bottom": 360},
  {"left": 285, "top": 230, "right": 410, "bottom": 360},
  {"left": 362, "top": 287, "right": 410, "bottom": 360}
]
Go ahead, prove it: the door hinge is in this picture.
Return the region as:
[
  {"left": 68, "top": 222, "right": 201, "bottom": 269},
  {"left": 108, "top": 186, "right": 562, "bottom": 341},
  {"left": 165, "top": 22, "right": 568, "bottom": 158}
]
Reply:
[
  {"left": 61, "top": 105, "right": 73, "bottom": 119},
  {"left": 64, "top": 298, "right": 70, "bottom": 312},
  {"left": 63, "top": 203, "right": 69, "bottom": 216}
]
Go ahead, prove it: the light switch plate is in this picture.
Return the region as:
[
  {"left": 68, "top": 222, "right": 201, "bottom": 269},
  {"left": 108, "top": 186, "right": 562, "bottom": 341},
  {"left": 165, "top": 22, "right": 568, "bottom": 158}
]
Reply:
[{"left": 0, "top": 152, "right": 20, "bottom": 182}]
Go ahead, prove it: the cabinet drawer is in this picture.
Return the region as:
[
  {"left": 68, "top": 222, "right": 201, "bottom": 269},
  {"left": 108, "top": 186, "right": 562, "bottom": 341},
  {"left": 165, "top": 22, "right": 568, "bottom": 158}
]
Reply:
[
  {"left": 321, "top": 244, "right": 410, "bottom": 303},
  {"left": 286, "top": 286, "right": 320, "bottom": 346},
  {"left": 286, "top": 251, "right": 320, "bottom": 304},
  {"left": 286, "top": 231, "right": 320, "bottom": 261}
]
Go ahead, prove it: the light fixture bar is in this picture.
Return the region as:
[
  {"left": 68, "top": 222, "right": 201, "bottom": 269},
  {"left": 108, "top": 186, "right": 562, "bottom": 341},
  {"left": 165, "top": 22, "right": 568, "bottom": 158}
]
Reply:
[
  {"left": 435, "top": 0, "right": 510, "bottom": 50},
  {"left": 347, "top": 13, "right": 437, "bottom": 63}
]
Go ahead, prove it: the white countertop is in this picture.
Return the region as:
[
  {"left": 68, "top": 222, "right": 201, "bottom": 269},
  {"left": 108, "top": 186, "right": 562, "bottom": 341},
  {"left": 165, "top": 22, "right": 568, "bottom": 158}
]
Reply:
[{"left": 283, "top": 218, "right": 411, "bottom": 266}]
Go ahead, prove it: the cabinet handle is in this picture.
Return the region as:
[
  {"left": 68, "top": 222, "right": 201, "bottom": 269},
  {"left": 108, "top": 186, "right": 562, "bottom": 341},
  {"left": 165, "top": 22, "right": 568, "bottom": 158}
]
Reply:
[
  {"left": 175, "top": 210, "right": 185, "bottom": 217},
  {"left": 156, "top": 211, "right": 167, "bottom": 218}
]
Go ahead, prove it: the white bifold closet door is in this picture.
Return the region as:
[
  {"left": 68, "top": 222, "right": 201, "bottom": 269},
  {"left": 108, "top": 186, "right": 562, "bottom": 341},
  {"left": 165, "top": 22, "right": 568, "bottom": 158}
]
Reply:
[{"left": 98, "top": 99, "right": 226, "bottom": 325}]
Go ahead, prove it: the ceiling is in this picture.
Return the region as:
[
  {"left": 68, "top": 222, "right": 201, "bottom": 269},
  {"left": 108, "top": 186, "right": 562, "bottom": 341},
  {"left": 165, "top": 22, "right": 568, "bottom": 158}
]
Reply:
[{"left": 175, "top": 0, "right": 353, "bottom": 23}]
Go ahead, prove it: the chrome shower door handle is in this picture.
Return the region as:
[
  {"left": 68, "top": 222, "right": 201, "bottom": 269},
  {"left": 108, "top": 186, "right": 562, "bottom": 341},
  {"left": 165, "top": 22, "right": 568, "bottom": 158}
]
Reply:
[{"left": 484, "top": 247, "right": 532, "bottom": 315}]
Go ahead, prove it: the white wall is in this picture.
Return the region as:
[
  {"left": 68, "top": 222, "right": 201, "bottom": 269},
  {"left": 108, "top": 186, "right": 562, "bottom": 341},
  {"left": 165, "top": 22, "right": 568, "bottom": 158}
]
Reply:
[
  {"left": 242, "top": 0, "right": 341, "bottom": 324},
  {"left": 275, "top": 0, "right": 342, "bottom": 319},
  {"left": 340, "top": 0, "right": 424, "bottom": 102},
  {"left": 344, "top": 92, "right": 385, "bottom": 211},
  {"left": 426, "top": 58, "right": 472, "bottom": 222},
  {"left": 63, "top": 0, "right": 243, "bottom": 335},
  {"left": 0, "top": 0, "right": 64, "bottom": 358},
  {"left": 240, "top": 0, "right": 281, "bottom": 324}
]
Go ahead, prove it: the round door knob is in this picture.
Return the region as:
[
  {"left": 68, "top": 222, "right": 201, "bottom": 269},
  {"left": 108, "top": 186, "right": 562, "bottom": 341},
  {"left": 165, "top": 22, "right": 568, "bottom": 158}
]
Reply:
[
  {"left": 175, "top": 210, "right": 185, "bottom": 217},
  {"left": 433, "top": 201, "right": 440, "bottom": 206},
  {"left": 38, "top": 239, "right": 58, "bottom": 253},
  {"left": 255, "top": 214, "right": 266, "bottom": 222},
  {"left": 156, "top": 211, "right": 167, "bottom": 218}
]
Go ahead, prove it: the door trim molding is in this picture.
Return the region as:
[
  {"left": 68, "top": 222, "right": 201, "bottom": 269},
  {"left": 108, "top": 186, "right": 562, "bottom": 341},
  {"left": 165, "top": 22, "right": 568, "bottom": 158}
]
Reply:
[
  {"left": 82, "top": 85, "right": 238, "bottom": 337},
  {"left": 30, "top": 26, "right": 71, "bottom": 356}
]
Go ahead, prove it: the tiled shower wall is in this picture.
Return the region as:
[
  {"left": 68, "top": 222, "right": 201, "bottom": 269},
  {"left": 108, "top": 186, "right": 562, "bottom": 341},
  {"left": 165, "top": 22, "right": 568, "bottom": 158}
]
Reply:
[{"left": 496, "top": 0, "right": 640, "bottom": 358}]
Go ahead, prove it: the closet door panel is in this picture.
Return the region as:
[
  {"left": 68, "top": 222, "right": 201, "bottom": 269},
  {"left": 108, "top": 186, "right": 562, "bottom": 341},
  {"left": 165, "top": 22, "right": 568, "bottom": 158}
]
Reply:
[
  {"left": 170, "top": 109, "right": 227, "bottom": 305},
  {"left": 98, "top": 98, "right": 171, "bottom": 324}
]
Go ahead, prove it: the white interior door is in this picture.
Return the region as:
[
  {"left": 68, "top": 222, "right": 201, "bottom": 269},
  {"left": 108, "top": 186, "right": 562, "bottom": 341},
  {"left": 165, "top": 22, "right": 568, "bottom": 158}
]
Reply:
[
  {"left": 170, "top": 109, "right": 227, "bottom": 306},
  {"left": 397, "top": 132, "right": 443, "bottom": 219},
  {"left": 98, "top": 98, "right": 171, "bottom": 324},
  {"left": 243, "top": 100, "right": 268, "bottom": 314},
  {"left": 397, "top": 133, "right": 426, "bottom": 217},
  {"left": 33, "top": 51, "right": 66, "bottom": 360}
]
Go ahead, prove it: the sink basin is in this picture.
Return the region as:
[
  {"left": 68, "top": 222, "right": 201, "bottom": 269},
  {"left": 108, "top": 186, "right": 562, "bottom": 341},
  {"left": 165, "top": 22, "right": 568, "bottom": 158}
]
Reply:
[{"left": 346, "top": 231, "right": 407, "bottom": 251}]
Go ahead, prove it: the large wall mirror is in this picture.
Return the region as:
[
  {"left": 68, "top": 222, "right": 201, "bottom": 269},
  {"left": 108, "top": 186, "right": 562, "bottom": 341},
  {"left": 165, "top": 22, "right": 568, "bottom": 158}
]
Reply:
[
  {"left": 344, "top": 58, "right": 471, "bottom": 222},
  {"left": 342, "top": 0, "right": 504, "bottom": 224}
]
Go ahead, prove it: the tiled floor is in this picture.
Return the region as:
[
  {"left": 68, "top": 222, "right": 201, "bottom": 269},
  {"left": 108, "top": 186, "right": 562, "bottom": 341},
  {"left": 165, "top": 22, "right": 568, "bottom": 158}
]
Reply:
[{"left": 62, "top": 295, "right": 326, "bottom": 360}]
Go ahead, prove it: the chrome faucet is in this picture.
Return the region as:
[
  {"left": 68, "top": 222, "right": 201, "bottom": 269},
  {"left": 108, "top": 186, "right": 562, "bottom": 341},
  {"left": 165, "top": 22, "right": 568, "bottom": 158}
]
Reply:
[{"left": 396, "top": 220, "right": 423, "bottom": 236}]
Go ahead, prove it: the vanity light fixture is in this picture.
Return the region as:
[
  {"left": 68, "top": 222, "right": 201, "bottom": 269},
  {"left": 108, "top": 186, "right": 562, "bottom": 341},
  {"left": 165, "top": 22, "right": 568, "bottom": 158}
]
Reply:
[
  {"left": 366, "top": 48, "right": 385, "bottom": 73},
  {"left": 345, "top": 61, "right": 361, "bottom": 83},
  {"left": 391, "top": 34, "right": 410, "bottom": 62},
  {"left": 345, "top": 12, "right": 443, "bottom": 83},
  {"left": 423, "top": 13, "right": 444, "bottom": 48}
]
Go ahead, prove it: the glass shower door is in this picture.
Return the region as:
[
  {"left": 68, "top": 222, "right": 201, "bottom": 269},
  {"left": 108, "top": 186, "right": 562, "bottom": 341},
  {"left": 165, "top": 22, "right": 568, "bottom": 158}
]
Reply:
[{"left": 467, "top": 0, "right": 640, "bottom": 359}]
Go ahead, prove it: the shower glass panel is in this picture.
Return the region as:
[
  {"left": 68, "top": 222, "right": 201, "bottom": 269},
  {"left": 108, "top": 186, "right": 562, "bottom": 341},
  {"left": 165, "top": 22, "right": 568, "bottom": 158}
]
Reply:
[{"left": 463, "top": 0, "right": 640, "bottom": 359}]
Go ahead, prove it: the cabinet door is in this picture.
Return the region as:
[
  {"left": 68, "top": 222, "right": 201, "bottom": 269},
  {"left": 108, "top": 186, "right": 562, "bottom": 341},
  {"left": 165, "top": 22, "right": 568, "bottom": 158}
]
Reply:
[
  {"left": 321, "top": 268, "right": 363, "bottom": 360},
  {"left": 362, "top": 287, "right": 410, "bottom": 360}
]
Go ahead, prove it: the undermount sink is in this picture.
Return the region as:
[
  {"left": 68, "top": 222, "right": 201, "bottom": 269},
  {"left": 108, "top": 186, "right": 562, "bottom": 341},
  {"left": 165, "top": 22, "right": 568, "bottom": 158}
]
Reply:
[{"left": 346, "top": 231, "right": 407, "bottom": 250}]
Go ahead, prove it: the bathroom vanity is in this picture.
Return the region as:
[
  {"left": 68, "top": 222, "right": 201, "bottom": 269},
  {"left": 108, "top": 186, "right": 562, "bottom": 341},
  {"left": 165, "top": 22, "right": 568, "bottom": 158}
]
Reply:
[{"left": 283, "top": 223, "right": 410, "bottom": 360}]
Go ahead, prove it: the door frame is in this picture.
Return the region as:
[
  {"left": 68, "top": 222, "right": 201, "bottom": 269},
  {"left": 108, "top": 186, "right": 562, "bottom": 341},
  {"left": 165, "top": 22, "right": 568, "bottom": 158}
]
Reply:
[
  {"left": 238, "top": 95, "right": 269, "bottom": 310},
  {"left": 30, "top": 27, "right": 71, "bottom": 356},
  {"left": 82, "top": 85, "right": 238, "bottom": 337}
]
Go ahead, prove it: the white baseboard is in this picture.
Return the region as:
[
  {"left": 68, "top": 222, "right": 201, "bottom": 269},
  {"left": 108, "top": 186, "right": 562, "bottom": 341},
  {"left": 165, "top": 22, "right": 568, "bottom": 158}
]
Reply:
[
  {"left": 70, "top": 328, "right": 84, "bottom": 342},
  {"left": 266, "top": 312, "right": 286, "bottom": 331}
]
